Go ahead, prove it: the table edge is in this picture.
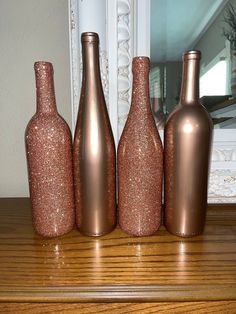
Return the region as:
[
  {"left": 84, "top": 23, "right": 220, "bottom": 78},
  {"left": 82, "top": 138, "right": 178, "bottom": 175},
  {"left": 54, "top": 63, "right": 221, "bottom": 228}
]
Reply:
[{"left": 0, "top": 284, "right": 236, "bottom": 303}]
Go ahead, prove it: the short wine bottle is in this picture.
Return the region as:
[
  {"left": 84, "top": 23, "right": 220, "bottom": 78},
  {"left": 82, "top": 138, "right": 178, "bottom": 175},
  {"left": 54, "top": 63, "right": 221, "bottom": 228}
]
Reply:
[
  {"left": 25, "top": 61, "right": 75, "bottom": 238},
  {"left": 118, "top": 56, "right": 163, "bottom": 236}
]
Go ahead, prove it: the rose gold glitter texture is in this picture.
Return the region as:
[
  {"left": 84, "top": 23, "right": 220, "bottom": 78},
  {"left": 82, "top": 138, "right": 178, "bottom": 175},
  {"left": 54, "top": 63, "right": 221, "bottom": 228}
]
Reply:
[
  {"left": 164, "top": 50, "right": 213, "bottom": 237},
  {"left": 73, "top": 32, "right": 116, "bottom": 237},
  {"left": 118, "top": 56, "right": 163, "bottom": 237},
  {"left": 25, "top": 61, "right": 75, "bottom": 238}
]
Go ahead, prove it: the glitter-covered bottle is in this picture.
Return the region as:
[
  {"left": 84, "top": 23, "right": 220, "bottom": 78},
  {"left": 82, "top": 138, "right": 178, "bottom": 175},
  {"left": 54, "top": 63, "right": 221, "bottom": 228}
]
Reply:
[
  {"left": 118, "top": 56, "right": 163, "bottom": 236},
  {"left": 164, "top": 51, "right": 213, "bottom": 237},
  {"left": 73, "top": 32, "right": 116, "bottom": 236},
  {"left": 25, "top": 61, "right": 75, "bottom": 238}
]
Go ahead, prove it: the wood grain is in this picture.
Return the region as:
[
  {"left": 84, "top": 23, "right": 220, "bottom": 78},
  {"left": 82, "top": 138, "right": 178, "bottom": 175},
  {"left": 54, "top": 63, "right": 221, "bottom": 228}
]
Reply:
[
  {"left": 0, "top": 198, "right": 236, "bottom": 303},
  {"left": 1, "top": 301, "right": 236, "bottom": 314}
]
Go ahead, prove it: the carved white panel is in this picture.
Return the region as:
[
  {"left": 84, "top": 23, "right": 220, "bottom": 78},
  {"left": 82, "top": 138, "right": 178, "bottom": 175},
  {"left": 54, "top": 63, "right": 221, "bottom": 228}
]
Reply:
[
  {"left": 209, "top": 131, "right": 236, "bottom": 202},
  {"left": 209, "top": 170, "right": 236, "bottom": 203},
  {"left": 100, "top": 50, "right": 109, "bottom": 107},
  {"left": 212, "top": 148, "right": 236, "bottom": 162}
]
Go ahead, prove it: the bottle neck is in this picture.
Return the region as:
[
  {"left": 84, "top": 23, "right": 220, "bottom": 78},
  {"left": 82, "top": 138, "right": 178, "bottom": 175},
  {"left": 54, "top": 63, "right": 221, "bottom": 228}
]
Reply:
[
  {"left": 180, "top": 57, "right": 200, "bottom": 105},
  {"left": 34, "top": 62, "right": 57, "bottom": 114},
  {"left": 131, "top": 58, "right": 151, "bottom": 113},
  {"left": 81, "top": 40, "right": 102, "bottom": 89}
]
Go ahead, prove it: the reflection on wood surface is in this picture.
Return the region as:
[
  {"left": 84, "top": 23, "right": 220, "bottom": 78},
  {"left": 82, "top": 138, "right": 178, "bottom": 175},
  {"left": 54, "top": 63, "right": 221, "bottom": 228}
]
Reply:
[{"left": 0, "top": 198, "right": 236, "bottom": 305}]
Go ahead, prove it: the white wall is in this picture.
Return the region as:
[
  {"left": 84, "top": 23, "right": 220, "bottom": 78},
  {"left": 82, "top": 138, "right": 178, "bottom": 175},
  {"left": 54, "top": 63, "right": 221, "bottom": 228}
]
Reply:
[{"left": 0, "top": 0, "right": 72, "bottom": 197}]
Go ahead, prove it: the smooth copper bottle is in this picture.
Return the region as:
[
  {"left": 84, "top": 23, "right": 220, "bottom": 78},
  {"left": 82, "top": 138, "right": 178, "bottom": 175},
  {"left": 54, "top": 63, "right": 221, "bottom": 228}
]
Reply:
[
  {"left": 73, "top": 32, "right": 116, "bottom": 236},
  {"left": 118, "top": 57, "right": 163, "bottom": 236},
  {"left": 164, "top": 50, "right": 213, "bottom": 237},
  {"left": 25, "top": 62, "right": 75, "bottom": 238}
]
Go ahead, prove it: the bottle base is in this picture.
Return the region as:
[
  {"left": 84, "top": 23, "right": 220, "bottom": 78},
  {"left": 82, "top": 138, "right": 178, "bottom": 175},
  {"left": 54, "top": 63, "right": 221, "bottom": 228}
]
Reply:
[
  {"left": 165, "top": 224, "right": 204, "bottom": 238},
  {"left": 78, "top": 224, "right": 116, "bottom": 237},
  {"left": 34, "top": 224, "right": 75, "bottom": 238}
]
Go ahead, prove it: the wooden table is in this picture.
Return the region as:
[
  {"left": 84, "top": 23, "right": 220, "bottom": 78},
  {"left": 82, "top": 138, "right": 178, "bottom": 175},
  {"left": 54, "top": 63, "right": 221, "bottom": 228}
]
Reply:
[{"left": 0, "top": 198, "right": 236, "bottom": 313}]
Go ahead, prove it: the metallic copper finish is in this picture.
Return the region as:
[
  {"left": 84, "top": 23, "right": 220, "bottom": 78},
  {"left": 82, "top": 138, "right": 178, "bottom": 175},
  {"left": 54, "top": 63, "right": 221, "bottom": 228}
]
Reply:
[
  {"left": 118, "top": 57, "right": 163, "bottom": 236},
  {"left": 25, "top": 61, "right": 75, "bottom": 238},
  {"left": 164, "top": 50, "right": 213, "bottom": 237},
  {"left": 73, "top": 32, "right": 116, "bottom": 237}
]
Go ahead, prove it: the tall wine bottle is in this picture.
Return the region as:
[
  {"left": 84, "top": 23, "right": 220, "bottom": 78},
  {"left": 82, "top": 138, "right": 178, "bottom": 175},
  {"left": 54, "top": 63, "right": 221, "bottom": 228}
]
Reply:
[{"left": 73, "top": 32, "right": 116, "bottom": 236}]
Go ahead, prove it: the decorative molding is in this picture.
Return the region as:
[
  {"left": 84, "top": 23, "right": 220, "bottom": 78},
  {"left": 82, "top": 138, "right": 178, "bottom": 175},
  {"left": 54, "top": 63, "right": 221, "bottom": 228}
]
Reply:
[
  {"left": 99, "top": 50, "right": 109, "bottom": 107},
  {"left": 117, "top": 0, "right": 132, "bottom": 137},
  {"left": 107, "top": 0, "right": 118, "bottom": 145},
  {"left": 69, "top": 0, "right": 80, "bottom": 133}
]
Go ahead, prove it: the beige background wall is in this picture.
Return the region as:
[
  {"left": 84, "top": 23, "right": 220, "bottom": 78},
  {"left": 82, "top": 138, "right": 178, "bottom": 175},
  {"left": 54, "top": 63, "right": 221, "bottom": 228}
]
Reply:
[{"left": 0, "top": 0, "right": 71, "bottom": 196}]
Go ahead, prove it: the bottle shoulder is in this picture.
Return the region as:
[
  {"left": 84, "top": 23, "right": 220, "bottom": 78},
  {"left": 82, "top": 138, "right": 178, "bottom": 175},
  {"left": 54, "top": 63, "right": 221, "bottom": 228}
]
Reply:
[
  {"left": 25, "top": 112, "right": 72, "bottom": 140},
  {"left": 166, "top": 103, "right": 212, "bottom": 124},
  {"left": 121, "top": 117, "right": 156, "bottom": 137},
  {"left": 119, "top": 116, "right": 162, "bottom": 151},
  {"left": 165, "top": 103, "right": 213, "bottom": 133}
]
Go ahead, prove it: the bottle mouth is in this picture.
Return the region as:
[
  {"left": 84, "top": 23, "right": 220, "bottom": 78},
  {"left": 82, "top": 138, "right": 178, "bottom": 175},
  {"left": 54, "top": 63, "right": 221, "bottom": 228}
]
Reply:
[
  {"left": 132, "top": 56, "right": 150, "bottom": 71},
  {"left": 133, "top": 56, "right": 150, "bottom": 63},
  {"left": 183, "top": 50, "right": 201, "bottom": 60},
  {"left": 34, "top": 61, "right": 53, "bottom": 73},
  {"left": 81, "top": 32, "right": 99, "bottom": 42}
]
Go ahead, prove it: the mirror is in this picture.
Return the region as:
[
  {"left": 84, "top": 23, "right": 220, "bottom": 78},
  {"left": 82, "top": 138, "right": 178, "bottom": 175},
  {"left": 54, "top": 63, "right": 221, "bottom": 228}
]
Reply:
[
  {"left": 150, "top": 0, "right": 236, "bottom": 129},
  {"left": 69, "top": 0, "right": 236, "bottom": 203}
]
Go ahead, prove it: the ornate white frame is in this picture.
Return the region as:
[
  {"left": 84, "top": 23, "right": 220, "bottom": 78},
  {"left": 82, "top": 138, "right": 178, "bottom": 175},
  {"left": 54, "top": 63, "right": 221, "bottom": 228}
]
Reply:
[{"left": 69, "top": 0, "right": 236, "bottom": 203}]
